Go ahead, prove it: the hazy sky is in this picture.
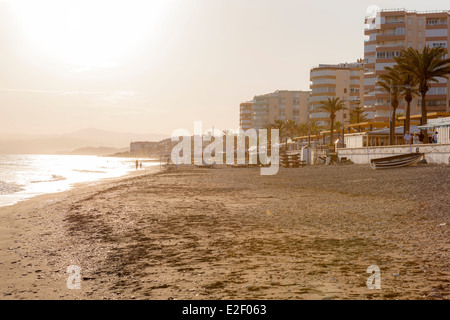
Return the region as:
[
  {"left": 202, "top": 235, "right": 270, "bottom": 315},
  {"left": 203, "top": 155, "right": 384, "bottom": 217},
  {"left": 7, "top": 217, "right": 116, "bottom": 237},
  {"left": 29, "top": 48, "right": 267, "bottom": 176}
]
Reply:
[{"left": 1, "top": 0, "right": 449, "bottom": 135}]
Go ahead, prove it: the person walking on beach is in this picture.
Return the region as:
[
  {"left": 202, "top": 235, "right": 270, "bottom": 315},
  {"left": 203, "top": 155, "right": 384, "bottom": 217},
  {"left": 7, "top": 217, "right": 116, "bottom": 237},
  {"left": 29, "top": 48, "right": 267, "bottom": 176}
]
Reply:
[
  {"left": 140, "top": 162, "right": 143, "bottom": 169},
  {"left": 136, "top": 160, "right": 139, "bottom": 170},
  {"left": 403, "top": 131, "right": 412, "bottom": 145}
]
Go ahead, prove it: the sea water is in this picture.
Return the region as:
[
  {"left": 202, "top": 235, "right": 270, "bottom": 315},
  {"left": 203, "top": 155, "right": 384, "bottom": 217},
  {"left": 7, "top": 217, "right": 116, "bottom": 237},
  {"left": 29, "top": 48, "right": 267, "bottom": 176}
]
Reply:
[{"left": 0, "top": 154, "right": 158, "bottom": 207}]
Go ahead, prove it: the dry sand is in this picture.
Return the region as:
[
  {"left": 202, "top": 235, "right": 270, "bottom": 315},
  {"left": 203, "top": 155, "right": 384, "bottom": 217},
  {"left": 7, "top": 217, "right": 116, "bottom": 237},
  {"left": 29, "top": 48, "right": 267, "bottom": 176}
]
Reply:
[{"left": 0, "top": 163, "right": 449, "bottom": 300}]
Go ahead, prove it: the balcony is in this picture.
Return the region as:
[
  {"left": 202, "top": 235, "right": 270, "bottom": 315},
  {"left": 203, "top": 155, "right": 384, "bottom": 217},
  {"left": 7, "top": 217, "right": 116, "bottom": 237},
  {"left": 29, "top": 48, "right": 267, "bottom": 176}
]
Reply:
[
  {"left": 376, "top": 34, "right": 404, "bottom": 41},
  {"left": 376, "top": 43, "right": 404, "bottom": 48}
]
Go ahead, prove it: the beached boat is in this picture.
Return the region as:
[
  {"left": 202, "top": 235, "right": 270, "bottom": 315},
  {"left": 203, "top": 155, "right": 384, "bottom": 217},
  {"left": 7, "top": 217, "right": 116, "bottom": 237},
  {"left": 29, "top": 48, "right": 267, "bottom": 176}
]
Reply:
[{"left": 370, "top": 153, "right": 424, "bottom": 170}]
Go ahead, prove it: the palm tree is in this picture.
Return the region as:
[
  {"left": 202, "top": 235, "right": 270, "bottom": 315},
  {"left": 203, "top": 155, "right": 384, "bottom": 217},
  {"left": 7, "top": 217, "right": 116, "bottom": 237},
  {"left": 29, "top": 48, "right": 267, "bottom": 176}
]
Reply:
[
  {"left": 309, "top": 120, "right": 323, "bottom": 136},
  {"left": 284, "top": 120, "right": 297, "bottom": 147},
  {"left": 318, "top": 97, "right": 346, "bottom": 145},
  {"left": 349, "top": 105, "right": 369, "bottom": 124},
  {"left": 396, "top": 71, "right": 418, "bottom": 133},
  {"left": 261, "top": 123, "right": 275, "bottom": 153},
  {"left": 272, "top": 120, "right": 287, "bottom": 150},
  {"left": 395, "top": 112, "right": 404, "bottom": 123},
  {"left": 377, "top": 68, "right": 404, "bottom": 145},
  {"left": 334, "top": 121, "right": 344, "bottom": 141},
  {"left": 395, "top": 46, "right": 450, "bottom": 125},
  {"left": 296, "top": 122, "right": 309, "bottom": 137}
]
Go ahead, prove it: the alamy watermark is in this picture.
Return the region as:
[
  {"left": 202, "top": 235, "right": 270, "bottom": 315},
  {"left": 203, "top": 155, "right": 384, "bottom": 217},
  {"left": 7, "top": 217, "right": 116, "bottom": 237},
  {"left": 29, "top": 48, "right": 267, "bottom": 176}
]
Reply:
[
  {"left": 170, "top": 121, "right": 280, "bottom": 175},
  {"left": 366, "top": 265, "right": 381, "bottom": 290},
  {"left": 66, "top": 265, "right": 81, "bottom": 290}
]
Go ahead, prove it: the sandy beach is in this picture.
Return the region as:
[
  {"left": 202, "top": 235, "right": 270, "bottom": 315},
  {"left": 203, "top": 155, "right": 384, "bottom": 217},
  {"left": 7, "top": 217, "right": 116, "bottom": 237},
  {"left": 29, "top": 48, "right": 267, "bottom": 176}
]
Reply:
[{"left": 0, "top": 163, "right": 448, "bottom": 300}]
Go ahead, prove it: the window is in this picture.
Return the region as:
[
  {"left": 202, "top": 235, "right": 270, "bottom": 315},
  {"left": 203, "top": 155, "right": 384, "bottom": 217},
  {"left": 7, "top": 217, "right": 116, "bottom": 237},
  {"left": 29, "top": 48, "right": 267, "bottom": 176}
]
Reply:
[
  {"left": 427, "top": 100, "right": 446, "bottom": 106},
  {"left": 313, "top": 78, "right": 337, "bottom": 85},
  {"left": 426, "top": 29, "right": 448, "bottom": 37},
  {"left": 344, "top": 88, "right": 347, "bottom": 94},
  {"left": 377, "top": 51, "right": 400, "bottom": 59},
  {"left": 427, "top": 18, "right": 447, "bottom": 26},
  {"left": 418, "top": 100, "right": 446, "bottom": 107},
  {"left": 430, "top": 42, "right": 447, "bottom": 48},
  {"left": 428, "top": 87, "right": 447, "bottom": 95},
  {"left": 311, "top": 87, "right": 336, "bottom": 94},
  {"left": 396, "top": 27, "right": 405, "bottom": 35},
  {"left": 418, "top": 32, "right": 423, "bottom": 38}
]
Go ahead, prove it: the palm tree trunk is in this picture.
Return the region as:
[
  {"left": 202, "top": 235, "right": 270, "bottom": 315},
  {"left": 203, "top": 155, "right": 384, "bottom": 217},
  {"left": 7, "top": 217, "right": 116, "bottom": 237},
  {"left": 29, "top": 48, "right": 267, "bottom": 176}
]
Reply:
[
  {"left": 421, "top": 93, "right": 427, "bottom": 126},
  {"left": 390, "top": 107, "right": 397, "bottom": 145},
  {"left": 406, "top": 100, "right": 411, "bottom": 134},
  {"left": 330, "top": 120, "right": 334, "bottom": 147}
]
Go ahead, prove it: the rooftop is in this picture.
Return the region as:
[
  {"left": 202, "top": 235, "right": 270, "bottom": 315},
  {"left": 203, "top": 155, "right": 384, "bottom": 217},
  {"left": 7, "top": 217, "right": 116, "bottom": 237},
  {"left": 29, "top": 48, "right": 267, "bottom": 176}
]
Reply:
[
  {"left": 312, "top": 62, "right": 364, "bottom": 70},
  {"left": 366, "top": 8, "right": 450, "bottom": 19}
]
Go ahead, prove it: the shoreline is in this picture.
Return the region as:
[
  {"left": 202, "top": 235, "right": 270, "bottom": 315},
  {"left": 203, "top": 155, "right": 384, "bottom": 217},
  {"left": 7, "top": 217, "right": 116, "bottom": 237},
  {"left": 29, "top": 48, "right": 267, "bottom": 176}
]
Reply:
[
  {"left": 0, "top": 164, "right": 448, "bottom": 300},
  {"left": 0, "top": 164, "right": 165, "bottom": 299},
  {"left": 0, "top": 162, "right": 162, "bottom": 209}
]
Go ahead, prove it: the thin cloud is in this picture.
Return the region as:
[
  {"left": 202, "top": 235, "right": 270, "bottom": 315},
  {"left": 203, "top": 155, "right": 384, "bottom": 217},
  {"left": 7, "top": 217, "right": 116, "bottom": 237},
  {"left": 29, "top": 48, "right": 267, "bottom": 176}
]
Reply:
[
  {"left": 97, "top": 91, "right": 140, "bottom": 104},
  {"left": 0, "top": 88, "right": 134, "bottom": 97}
]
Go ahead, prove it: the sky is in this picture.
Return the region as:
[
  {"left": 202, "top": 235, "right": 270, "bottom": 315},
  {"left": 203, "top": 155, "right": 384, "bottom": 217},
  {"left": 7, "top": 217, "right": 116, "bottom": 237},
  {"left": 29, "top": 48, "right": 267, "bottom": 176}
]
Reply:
[{"left": 0, "top": 0, "right": 449, "bottom": 136}]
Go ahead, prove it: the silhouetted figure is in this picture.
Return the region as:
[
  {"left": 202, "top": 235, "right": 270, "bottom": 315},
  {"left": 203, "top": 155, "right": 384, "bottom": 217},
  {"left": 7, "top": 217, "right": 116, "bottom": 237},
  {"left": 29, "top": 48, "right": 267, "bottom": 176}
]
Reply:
[
  {"left": 419, "top": 131, "right": 425, "bottom": 144},
  {"left": 140, "top": 162, "right": 143, "bottom": 169},
  {"left": 136, "top": 160, "right": 139, "bottom": 170}
]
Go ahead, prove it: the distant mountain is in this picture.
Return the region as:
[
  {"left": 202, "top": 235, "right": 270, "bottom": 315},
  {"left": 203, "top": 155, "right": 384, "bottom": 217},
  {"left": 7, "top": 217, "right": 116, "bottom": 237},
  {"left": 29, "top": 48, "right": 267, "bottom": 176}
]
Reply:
[
  {"left": 58, "top": 146, "right": 130, "bottom": 156},
  {"left": 0, "top": 128, "right": 169, "bottom": 154},
  {"left": 62, "top": 128, "right": 168, "bottom": 147}
]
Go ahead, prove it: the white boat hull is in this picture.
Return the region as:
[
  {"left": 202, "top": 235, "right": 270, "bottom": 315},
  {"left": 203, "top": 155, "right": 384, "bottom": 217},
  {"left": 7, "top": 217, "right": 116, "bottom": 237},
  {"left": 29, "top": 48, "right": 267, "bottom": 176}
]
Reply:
[{"left": 370, "top": 153, "right": 424, "bottom": 170}]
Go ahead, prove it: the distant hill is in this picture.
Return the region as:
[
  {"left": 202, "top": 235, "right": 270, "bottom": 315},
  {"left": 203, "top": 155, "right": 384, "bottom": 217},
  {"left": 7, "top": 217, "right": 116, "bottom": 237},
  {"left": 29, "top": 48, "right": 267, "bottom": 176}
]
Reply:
[
  {"left": 62, "top": 128, "right": 169, "bottom": 147},
  {"left": 58, "top": 146, "right": 130, "bottom": 156},
  {"left": 0, "top": 128, "right": 169, "bottom": 154}
]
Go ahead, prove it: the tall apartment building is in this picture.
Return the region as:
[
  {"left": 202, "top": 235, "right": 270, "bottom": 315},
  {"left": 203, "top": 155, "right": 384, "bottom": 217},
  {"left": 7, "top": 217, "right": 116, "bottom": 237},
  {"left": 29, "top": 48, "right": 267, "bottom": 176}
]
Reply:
[
  {"left": 239, "top": 102, "right": 253, "bottom": 130},
  {"left": 309, "top": 62, "right": 365, "bottom": 128},
  {"left": 240, "top": 90, "right": 310, "bottom": 130},
  {"left": 364, "top": 9, "right": 450, "bottom": 122}
]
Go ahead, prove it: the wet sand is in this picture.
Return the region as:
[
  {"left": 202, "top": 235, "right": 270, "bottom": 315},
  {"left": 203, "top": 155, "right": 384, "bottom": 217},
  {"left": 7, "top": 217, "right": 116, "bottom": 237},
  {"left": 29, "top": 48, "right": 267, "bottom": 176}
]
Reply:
[{"left": 0, "top": 164, "right": 449, "bottom": 300}]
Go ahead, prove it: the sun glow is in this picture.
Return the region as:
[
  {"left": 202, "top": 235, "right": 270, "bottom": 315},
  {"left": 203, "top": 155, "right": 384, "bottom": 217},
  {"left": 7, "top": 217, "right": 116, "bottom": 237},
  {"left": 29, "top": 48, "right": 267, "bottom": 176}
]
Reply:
[{"left": 8, "top": 0, "right": 169, "bottom": 69}]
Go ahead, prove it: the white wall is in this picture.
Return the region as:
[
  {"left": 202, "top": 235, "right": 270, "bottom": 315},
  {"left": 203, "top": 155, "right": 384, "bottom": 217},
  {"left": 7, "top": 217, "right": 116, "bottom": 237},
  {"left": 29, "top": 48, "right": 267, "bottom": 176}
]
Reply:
[
  {"left": 437, "top": 126, "right": 450, "bottom": 144},
  {"left": 337, "top": 144, "right": 450, "bottom": 165}
]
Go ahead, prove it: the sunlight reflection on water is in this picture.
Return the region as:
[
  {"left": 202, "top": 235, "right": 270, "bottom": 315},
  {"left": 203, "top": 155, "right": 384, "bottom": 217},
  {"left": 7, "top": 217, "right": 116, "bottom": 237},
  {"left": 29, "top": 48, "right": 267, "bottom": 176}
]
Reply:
[{"left": 0, "top": 154, "right": 158, "bottom": 207}]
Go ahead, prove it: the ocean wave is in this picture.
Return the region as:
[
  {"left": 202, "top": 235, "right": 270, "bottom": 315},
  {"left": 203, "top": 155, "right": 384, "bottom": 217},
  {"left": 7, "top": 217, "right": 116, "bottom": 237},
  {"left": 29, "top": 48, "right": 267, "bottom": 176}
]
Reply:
[
  {"left": 31, "top": 175, "right": 67, "bottom": 183},
  {"left": 51, "top": 175, "right": 67, "bottom": 181},
  {"left": 0, "top": 181, "right": 24, "bottom": 195},
  {"left": 73, "top": 169, "right": 107, "bottom": 174}
]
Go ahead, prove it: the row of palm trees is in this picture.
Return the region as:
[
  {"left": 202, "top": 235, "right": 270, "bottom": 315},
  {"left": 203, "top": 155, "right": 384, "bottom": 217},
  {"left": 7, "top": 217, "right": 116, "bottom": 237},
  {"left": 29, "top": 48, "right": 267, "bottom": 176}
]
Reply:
[
  {"left": 247, "top": 46, "right": 450, "bottom": 148},
  {"left": 263, "top": 102, "right": 369, "bottom": 147},
  {"left": 265, "top": 119, "right": 324, "bottom": 145},
  {"left": 309, "top": 46, "right": 450, "bottom": 146},
  {"left": 377, "top": 46, "right": 450, "bottom": 144}
]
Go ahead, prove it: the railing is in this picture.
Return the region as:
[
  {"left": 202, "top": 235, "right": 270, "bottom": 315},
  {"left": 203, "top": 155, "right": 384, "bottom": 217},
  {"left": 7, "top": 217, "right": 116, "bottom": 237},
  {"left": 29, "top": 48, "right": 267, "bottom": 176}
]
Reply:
[
  {"left": 376, "top": 43, "right": 404, "bottom": 47},
  {"left": 365, "top": 9, "right": 450, "bottom": 19}
]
